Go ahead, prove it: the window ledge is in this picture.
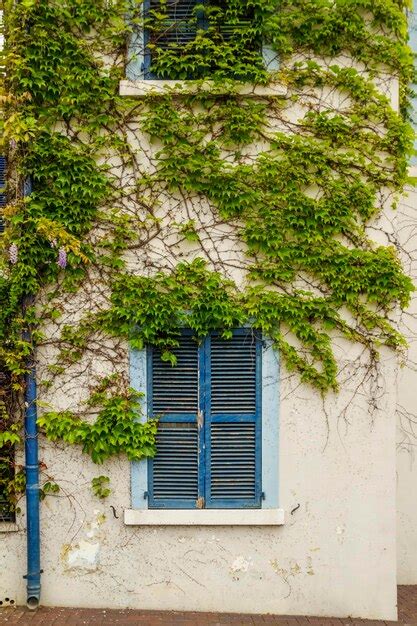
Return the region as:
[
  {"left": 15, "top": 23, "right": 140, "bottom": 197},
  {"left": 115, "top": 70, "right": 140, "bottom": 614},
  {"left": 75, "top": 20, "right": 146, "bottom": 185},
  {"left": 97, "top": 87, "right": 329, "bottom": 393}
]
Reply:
[
  {"left": 0, "top": 522, "right": 19, "bottom": 533},
  {"left": 124, "top": 508, "right": 285, "bottom": 526},
  {"left": 119, "top": 80, "right": 287, "bottom": 98}
]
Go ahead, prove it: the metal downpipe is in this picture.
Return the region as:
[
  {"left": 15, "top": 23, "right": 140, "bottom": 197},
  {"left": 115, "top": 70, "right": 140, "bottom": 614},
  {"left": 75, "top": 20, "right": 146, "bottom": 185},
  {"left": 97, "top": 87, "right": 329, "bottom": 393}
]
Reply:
[{"left": 24, "top": 353, "right": 41, "bottom": 609}]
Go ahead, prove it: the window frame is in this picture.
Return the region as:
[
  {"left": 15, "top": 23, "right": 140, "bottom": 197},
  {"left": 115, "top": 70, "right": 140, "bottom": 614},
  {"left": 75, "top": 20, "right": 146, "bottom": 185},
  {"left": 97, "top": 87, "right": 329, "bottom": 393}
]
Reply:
[{"left": 129, "top": 332, "right": 280, "bottom": 516}]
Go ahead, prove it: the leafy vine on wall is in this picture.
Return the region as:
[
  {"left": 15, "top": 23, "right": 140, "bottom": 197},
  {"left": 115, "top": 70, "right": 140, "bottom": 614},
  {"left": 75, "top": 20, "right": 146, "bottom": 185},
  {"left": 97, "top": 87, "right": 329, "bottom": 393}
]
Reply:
[{"left": 0, "top": 0, "right": 415, "bottom": 504}]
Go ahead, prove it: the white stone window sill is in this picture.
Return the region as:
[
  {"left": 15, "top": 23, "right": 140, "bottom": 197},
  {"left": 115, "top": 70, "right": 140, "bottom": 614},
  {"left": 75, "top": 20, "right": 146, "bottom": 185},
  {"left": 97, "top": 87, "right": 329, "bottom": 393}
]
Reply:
[
  {"left": 124, "top": 508, "right": 285, "bottom": 526},
  {"left": 119, "top": 79, "right": 286, "bottom": 98},
  {"left": 0, "top": 522, "right": 19, "bottom": 533}
]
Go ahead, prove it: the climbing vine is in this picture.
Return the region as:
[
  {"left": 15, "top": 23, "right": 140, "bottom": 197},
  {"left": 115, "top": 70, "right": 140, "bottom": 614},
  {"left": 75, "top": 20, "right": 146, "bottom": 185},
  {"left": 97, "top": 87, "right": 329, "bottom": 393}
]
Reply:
[{"left": 0, "top": 0, "right": 415, "bottom": 505}]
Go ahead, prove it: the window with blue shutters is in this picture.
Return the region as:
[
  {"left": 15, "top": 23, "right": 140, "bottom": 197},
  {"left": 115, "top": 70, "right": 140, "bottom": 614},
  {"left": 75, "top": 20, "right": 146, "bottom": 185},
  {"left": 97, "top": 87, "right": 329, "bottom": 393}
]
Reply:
[{"left": 147, "top": 329, "right": 262, "bottom": 509}]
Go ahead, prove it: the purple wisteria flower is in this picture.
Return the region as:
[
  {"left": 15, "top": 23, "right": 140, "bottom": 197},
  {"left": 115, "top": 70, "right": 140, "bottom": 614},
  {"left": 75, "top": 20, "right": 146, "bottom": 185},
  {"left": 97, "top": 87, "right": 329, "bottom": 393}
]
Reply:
[
  {"left": 8, "top": 243, "right": 18, "bottom": 265},
  {"left": 57, "top": 247, "right": 67, "bottom": 269}
]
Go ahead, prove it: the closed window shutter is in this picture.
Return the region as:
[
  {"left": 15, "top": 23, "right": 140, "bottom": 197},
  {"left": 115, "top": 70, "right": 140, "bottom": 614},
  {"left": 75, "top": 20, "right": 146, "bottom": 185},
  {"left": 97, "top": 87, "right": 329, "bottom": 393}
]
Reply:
[
  {"left": 0, "top": 156, "right": 6, "bottom": 234},
  {"left": 147, "top": 329, "right": 262, "bottom": 509},
  {"left": 144, "top": 0, "right": 199, "bottom": 77},
  {"left": 148, "top": 333, "right": 201, "bottom": 508},
  {"left": 208, "top": 0, "right": 260, "bottom": 57},
  {"left": 149, "top": 0, "right": 198, "bottom": 49},
  {"left": 205, "top": 330, "right": 262, "bottom": 508}
]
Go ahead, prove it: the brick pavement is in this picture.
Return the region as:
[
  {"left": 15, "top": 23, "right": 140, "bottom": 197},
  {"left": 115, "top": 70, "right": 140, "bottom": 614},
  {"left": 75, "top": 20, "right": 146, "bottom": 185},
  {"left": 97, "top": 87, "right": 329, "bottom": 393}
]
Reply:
[{"left": 0, "top": 586, "right": 416, "bottom": 625}]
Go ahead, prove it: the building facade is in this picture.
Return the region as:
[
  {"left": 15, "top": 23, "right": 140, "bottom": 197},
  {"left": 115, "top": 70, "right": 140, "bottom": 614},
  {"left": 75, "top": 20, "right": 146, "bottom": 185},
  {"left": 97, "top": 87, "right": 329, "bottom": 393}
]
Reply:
[{"left": 0, "top": 0, "right": 416, "bottom": 620}]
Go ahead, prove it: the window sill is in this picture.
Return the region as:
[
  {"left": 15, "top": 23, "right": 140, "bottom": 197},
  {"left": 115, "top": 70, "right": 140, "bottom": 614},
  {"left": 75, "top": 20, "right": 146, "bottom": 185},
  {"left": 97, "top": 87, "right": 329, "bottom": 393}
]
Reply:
[
  {"left": 124, "top": 508, "right": 285, "bottom": 526},
  {"left": 119, "top": 79, "right": 287, "bottom": 98},
  {"left": 0, "top": 522, "right": 18, "bottom": 533}
]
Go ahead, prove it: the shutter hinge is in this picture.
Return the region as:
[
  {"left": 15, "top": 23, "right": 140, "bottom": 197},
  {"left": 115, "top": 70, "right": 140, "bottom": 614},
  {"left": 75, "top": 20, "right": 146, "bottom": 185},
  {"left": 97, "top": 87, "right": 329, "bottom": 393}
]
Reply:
[
  {"left": 197, "top": 409, "right": 204, "bottom": 429},
  {"left": 143, "top": 491, "right": 148, "bottom": 500},
  {"left": 196, "top": 496, "right": 205, "bottom": 509},
  {"left": 261, "top": 491, "right": 266, "bottom": 500}
]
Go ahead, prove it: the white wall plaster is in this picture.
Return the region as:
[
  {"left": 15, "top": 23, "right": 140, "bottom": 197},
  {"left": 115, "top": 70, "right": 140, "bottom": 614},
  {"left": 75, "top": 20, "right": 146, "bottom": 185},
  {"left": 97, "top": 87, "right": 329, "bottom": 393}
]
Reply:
[
  {"left": 396, "top": 181, "right": 417, "bottom": 584},
  {"left": 64, "top": 540, "right": 100, "bottom": 572}
]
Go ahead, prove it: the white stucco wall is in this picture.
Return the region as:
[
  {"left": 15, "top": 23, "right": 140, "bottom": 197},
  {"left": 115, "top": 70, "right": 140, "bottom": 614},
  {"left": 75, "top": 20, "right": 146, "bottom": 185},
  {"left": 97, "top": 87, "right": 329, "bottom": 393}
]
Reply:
[
  {"left": 396, "top": 174, "right": 417, "bottom": 584},
  {"left": 396, "top": 0, "right": 417, "bottom": 583}
]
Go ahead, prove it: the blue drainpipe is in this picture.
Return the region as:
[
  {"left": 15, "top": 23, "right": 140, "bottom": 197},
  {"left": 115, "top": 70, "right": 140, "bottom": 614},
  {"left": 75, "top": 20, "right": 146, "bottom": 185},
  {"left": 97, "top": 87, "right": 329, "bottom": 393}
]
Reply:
[
  {"left": 22, "top": 175, "right": 41, "bottom": 609},
  {"left": 24, "top": 361, "right": 41, "bottom": 609}
]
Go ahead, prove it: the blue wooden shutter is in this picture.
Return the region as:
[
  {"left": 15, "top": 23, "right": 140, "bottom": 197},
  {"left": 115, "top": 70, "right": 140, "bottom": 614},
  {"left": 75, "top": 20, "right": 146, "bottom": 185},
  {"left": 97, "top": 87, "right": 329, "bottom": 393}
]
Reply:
[
  {"left": 205, "top": 330, "right": 262, "bottom": 508},
  {"left": 143, "top": 0, "right": 199, "bottom": 78},
  {"left": 148, "top": 332, "right": 202, "bottom": 508},
  {"left": 0, "top": 156, "right": 6, "bottom": 234}
]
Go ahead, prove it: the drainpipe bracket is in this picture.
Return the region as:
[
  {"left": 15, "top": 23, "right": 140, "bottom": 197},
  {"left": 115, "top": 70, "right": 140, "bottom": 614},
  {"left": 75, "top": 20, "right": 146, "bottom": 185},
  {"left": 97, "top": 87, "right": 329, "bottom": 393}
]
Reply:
[{"left": 23, "top": 569, "right": 43, "bottom": 579}]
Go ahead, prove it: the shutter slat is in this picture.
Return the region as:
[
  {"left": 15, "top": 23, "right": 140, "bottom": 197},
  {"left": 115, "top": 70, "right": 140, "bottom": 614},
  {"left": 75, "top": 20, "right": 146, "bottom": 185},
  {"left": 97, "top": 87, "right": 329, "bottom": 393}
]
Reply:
[
  {"left": 152, "top": 335, "right": 199, "bottom": 413},
  {"left": 209, "top": 422, "right": 256, "bottom": 500},
  {"left": 210, "top": 333, "right": 257, "bottom": 414},
  {"left": 151, "top": 424, "right": 199, "bottom": 502}
]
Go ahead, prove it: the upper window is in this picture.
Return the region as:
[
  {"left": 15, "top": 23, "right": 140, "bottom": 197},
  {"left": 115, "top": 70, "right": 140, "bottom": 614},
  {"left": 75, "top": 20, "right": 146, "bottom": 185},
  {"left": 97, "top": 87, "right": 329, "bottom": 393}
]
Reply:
[
  {"left": 147, "top": 329, "right": 262, "bottom": 509},
  {"left": 137, "top": 0, "right": 266, "bottom": 81}
]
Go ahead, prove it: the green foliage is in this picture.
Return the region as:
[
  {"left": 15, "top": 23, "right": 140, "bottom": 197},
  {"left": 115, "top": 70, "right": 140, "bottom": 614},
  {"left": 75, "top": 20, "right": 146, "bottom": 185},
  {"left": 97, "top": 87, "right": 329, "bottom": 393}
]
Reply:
[
  {"left": 0, "top": 463, "right": 25, "bottom": 513},
  {"left": 37, "top": 376, "right": 158, "bottom": 464},
  {"left": 103, "top": 259, "right": 245, "bottom": 356},
  {"left": 40, "top": 481, "right": 60, "bottom": 500},
  {"left": 91, "top": 475, "right": 111, "bottom": 499},
  {"left": 0, "top": 0, "right": 415, "bottom": 501}
]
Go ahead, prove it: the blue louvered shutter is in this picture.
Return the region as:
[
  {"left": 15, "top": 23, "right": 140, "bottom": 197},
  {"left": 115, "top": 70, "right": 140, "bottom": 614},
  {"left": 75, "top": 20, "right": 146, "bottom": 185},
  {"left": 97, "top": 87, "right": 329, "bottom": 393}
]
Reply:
[
  {"left": 205, "top": 330, "right": 262, "bottom": 509},
  {"left": 0, "top": 157, "right": 6, "bottom": 234},
  {"left": 148, "top": 332, "right": 201, "bottom": 508},
  {"left": 143, "top": 0, "right": 199, "bottom": 78}
]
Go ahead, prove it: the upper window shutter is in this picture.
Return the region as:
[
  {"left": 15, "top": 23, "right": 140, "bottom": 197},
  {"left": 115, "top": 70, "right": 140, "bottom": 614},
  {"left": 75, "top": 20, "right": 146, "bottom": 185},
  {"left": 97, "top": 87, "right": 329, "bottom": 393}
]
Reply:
[
  {"left": 0, "top": 156, "right": 6, "bottom": 234},
  {"left": 148, "top": 333, "right": 201, "bottom": 508},
  {"left": 205, "top": 330, "right": 262, "bottom": 509},
  {"left": 144, "top": 0, "right": 200, "bottom": 78},
  {"left": 212, "top": 0, "right": 260, "bottom": 56}
]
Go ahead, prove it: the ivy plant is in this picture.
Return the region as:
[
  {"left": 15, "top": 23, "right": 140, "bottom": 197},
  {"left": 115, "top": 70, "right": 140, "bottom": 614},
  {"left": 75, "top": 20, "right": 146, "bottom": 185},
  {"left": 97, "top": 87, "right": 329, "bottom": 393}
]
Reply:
[{"left": 0, "top": 0, "right": 415, "bottom": 502}]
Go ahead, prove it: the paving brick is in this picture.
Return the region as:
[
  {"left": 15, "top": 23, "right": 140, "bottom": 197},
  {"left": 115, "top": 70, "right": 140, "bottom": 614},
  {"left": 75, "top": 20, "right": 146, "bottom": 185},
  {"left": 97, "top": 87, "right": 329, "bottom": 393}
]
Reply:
[{"left": 0, "top": 587, "right": 417, "bottom": 625}]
